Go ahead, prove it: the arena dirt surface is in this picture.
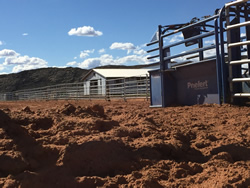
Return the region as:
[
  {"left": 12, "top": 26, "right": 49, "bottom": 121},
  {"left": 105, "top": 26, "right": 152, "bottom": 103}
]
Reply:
[{"left": 0, "top": 99, "right": 249, "bottom": 188}]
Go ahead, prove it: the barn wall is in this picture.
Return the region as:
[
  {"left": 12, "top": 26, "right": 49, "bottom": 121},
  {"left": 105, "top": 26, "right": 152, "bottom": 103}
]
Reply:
[{"left": 83, "top": 72, "right": 106, "bottom": 95}]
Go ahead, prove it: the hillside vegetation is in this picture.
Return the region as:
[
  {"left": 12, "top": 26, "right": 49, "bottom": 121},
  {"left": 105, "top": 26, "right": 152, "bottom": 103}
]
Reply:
[
  {"left": 0, "top": 63, "right": 158, "bottom": 92},
  {"left": 0, "top": 67, "right": 89, "bottom": 92}
]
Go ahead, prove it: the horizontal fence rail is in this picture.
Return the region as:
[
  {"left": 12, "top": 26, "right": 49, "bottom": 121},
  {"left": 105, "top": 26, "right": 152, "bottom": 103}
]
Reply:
[{"left": 0, "top": 74, "right": 150, "bottom": 101}]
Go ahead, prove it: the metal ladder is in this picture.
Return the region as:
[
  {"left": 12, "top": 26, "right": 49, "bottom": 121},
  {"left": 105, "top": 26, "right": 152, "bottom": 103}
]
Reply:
[{"left": 225, "top": 0, "right": 250, "bottom": 102}]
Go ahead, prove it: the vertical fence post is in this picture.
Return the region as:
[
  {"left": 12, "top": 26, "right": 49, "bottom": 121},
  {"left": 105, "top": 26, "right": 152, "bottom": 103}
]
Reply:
[
  {"left": 105, "top": 80, "right": 109, "bottom": 101},
  {"left": 215, "top": 18, "right": 222, "bottom": 104},
  {"left": 123, "top": 78, "right": 126, "bottom": 101},
  {"left": 146, "top": 74, "right": 149, "bottom": 101},
  {"left": 244, "top": 3, "right": 250, "bottom": 73}
]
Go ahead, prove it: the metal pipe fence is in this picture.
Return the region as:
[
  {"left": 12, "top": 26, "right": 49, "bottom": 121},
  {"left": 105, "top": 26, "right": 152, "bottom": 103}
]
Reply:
[{"left": 0, "top": 74, "right": 150, "bottom": 101}]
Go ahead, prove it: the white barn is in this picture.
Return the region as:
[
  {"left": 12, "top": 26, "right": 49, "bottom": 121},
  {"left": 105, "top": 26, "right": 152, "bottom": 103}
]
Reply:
[{"left": 82, "top": 68, "right": 152, "bottom": 96}]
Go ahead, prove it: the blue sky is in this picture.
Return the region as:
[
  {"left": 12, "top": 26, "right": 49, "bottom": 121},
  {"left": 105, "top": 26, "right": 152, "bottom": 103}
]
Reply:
[{"left": 0, "top": 0, "right": 231, "bottom": 74}]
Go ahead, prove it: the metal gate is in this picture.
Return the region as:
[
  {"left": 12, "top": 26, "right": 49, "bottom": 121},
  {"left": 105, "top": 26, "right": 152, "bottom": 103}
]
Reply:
[
  {"left": 147, "top": 0, "right": 250, "bottom": 107},
  {"left": 222, "top": 0, "right": 250, "bottom": 102}
]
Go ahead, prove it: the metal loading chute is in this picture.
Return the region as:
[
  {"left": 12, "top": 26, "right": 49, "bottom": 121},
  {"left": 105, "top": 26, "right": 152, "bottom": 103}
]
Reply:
[{"left": 147, "top": 0, "right": 250, "bottom": 107}]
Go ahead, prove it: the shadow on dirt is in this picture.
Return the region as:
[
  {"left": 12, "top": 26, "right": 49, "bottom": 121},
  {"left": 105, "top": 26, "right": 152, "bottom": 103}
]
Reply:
[
  {"left": 0, "top": 109, "right": 208, "bottom": 187},
  {"left": 63, "top": 141, "right": 136, "bottom": 177},
  {"left": 210, "top": 144, "right": 250, "bottom": 162},
  {"left": 63, "top": 140, "right": 208, "bottom": 178},
  {"left": 0, "top": 110, "right": 58, "bottom": 176}
]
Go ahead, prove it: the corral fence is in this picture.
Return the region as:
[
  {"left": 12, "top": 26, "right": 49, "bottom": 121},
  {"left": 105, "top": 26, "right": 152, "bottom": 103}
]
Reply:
[{"left": 0, "top": 74, "right": 150, "bottom": 101}]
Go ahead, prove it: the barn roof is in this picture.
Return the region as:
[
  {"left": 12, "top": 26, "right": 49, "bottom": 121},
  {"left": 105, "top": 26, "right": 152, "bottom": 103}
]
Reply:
[
  {"left": 82, "top": 68, "right": 151, "bottom": 81},
  {"left": 93, "top": 69, "right": 150, "bottom": 78}
]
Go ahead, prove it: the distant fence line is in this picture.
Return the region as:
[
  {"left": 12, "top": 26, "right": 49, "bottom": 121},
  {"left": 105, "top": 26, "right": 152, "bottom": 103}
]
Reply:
[{"left": 0, "top": 74, "right": 150, "bottom": 101}]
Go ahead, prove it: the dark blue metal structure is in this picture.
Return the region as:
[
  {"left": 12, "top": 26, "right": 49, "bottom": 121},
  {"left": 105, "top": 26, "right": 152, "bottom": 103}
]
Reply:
[{"left": 147, "top": 0, "right": 250, "bottom": 107}]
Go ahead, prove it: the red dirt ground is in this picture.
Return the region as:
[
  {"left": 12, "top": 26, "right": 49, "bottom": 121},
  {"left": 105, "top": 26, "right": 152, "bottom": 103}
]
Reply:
[{"left": 0, "top": 99, "right": 249, "bottom": 188}]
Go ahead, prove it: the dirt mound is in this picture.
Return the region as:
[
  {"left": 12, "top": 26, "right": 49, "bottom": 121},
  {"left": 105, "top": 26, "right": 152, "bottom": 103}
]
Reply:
[
  {"left": 63, "top": 141, "right": 136, "bottom": 177},
  {"left": 0, "top": 99, "right": 249, "bottom": 187}
]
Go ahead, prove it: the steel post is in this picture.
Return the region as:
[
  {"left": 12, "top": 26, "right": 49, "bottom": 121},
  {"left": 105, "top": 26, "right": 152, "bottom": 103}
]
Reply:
[{"left": 215, "top": 18, "right": 222, "bottom": 104}]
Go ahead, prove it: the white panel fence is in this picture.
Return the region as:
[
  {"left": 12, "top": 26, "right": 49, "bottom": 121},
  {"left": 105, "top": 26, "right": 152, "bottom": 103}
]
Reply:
[{"left": 0, "top": 74, "right": 150, "bottom": 101}]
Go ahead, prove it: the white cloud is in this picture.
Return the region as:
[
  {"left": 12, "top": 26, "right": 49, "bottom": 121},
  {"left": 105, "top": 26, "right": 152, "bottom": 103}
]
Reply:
[
  {"left": 204, "top": 39, "right": 215, "bottom": 44},
  {"left": 3, "top": 55, "right": 48, "bottom": 73},
  {"left": 240, "top": 33, "right": 247, "bottom": 51},
  {"left": 67, "top": 61, "right": 78, "bottom": 66},
  {"left": 74, "top": 56, "right": 77, "bottom": 60},
  {"left": 110, "top": 42, "right": 136, "bottom": 50},
  {"left": 80, "top": 49, "right": 95, "bottom": 59},
  {"left": 0, "top": 72, "right": 8, "bottom": 75},
  {"left": 4, "top": 56, "right": 46, "bottom": 65},
  {"left": 99, "top": 48, "right": 105, "bottom": 54},
  {"left": 241, "top": 33, "right": 246, "bottom": 38},
  {"left": 0, "top": 64, "right": 4, "bottom": 71},
  {"left": 0, "top": 49, "right": 48, "bottom": 73},
  {"left": 52, "top": 65, "right": 67, "bottom": 69},
  {"left": 79, "top": 52, "right": 89, "bottom": 59},
  {"left": 204, "top": 49, "right": 217, "bottom": 58},
  {"left": 68, "top": 26, "right": 103, "bottom": 37},
  {"left": 78, "top": 54, "right": 115, "bottom": 69},
  {"left": 22, "top": 33, "right": 28, "bottom": 36},
  {"left": 0, "top": 41, "right": 3, "bottom": 45},
  {"left": 172, "top": 49, "right": 216, "bottom": 63},
  {"left": 69, "top": 42, "right": 152, "bottom": 69},
  {"left": 0, "top": 49, "right": 19, "bottom": 58},
  {"left": 110, "top": 42, "right": 136, "bottom": 54},
  {"left": 169, "top": 33, "right": 183, "bottom": 43},
  {"left": 172, "top": 43, "right": 229, "bottom": 63},
  {"left": 117, "top": 55, "right": 149, "bottom": 65},
  {"left": 140, "top": 43, "right": 147, "bottom": 48},
  {"left": 79, "top": 59, "right": 101, "bottom": 69},
  {"left": 12, "top": 64, "right": 39, "bottom": 73},
  {"left": 134, "top": 49, "right": 147, "bottom": 55},
  {"left": 78, "top": 53, "right": 153, "bottom": 69}
]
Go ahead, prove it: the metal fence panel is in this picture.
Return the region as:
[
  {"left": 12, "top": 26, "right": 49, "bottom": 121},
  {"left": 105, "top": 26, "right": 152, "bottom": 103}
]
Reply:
[{"left": 0, "top": 74, "right": 150, "bottom": 101}]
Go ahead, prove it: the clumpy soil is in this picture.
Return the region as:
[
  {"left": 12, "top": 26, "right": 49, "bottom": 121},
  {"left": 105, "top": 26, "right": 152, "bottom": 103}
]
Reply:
[{"left": 0, "top": 99, "right": 249, "bottom": 188}]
